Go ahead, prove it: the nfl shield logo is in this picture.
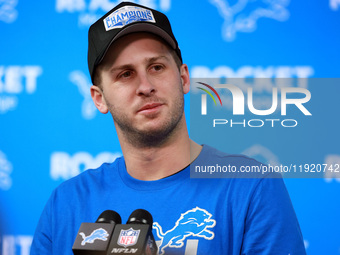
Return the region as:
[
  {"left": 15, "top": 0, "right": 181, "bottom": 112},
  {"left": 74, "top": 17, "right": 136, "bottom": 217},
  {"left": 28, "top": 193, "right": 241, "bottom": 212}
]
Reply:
[{"left": 118, "top": 228, "right": 140, "bottom": 247}]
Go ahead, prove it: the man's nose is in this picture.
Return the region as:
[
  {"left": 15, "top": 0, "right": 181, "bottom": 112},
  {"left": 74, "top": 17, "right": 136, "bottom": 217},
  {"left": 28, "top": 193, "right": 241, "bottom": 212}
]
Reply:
[{"left": 136, "top": 73, "right": 156, "bottom": 96}]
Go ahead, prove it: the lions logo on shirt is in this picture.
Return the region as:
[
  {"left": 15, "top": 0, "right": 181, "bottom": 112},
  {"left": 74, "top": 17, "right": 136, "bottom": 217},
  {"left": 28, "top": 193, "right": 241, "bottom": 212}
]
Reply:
[{"left": 153, "top": 207, "right": 216, "bottom": 255}]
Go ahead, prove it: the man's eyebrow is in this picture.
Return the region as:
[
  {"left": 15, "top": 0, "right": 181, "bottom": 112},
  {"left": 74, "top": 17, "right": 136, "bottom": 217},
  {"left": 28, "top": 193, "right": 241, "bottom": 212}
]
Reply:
[
  {"left": 109, "top": 64, "right": 134, "bottom": 73},
  {"left": 146, "top": 55, "right": 170, "bottom": 63},
  {"left": 109, "top": 55, "right": 170, "bottom": 73}
]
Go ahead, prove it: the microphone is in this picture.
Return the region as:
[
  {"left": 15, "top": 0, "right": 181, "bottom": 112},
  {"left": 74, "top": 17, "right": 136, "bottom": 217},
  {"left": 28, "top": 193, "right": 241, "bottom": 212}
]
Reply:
[
  {"left": 108, "top": 209, "right": 158, "bottom": 255},
  {"left": 72, "top": 210, "right": 122, "bottom": 255}
]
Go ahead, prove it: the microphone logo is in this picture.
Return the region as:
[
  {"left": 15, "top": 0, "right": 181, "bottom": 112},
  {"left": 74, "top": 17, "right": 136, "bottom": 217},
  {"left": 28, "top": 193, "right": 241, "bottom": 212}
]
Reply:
[
  {"left": 79, "top": 228, "right": 109, "bottom": 246},
  {"left": 117, "top": 228, "right": 140, "bottom": 248}
]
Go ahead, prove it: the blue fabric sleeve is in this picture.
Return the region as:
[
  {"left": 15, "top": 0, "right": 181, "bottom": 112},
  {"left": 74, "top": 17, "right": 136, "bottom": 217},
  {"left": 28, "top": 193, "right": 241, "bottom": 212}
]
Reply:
[
  {"left": 30, "top": 189, "right": 55, "bottom": 255},
  {"left": 241, "top": 176, "right": 306, "bottom": 255}
]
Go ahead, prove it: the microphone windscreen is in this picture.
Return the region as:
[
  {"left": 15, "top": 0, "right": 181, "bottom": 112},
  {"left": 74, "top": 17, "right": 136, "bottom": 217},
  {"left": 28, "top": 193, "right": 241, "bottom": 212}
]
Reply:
[
  {"left": 126, "top": 209, "right": 153, "bottom": 225},
  {"left": 96, "top": 210, "right": 122, "bottom": 224}
]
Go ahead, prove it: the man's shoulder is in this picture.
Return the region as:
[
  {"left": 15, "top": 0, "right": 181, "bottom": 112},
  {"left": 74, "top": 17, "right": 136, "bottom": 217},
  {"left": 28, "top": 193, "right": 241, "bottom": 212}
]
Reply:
[
  {"left": 194, "top": 144, "right": 281, "bottom": 179},
  {"left": 55, "top": 156, "right": 124, "bottom": 193},
  {"left": 199, "top": 144, "right": 262, "bottom": 165}
]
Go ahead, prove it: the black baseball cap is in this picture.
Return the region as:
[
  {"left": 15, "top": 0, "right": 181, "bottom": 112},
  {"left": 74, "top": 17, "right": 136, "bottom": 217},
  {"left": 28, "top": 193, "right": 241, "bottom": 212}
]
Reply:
[{"left": 87, "top": 1, "right": 182, "bottom": 84}]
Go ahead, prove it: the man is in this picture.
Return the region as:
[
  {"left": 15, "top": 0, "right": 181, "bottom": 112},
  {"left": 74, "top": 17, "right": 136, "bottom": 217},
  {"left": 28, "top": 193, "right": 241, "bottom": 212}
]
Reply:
[{"left": 31, "top": 2, "right": 306, "bottom": 254}]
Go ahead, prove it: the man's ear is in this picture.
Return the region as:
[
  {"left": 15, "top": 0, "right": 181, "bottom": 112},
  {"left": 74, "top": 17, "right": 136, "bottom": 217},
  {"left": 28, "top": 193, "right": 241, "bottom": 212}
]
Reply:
[
  {"left": 90, "top": 85, "right": 109, "bottom": 114},
  {"left": 180, "top": 64, "right": 190, "bottom": 94}
]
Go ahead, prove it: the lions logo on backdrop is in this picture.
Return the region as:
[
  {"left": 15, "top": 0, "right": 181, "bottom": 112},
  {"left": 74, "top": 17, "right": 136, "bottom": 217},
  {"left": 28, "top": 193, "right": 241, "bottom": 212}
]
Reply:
[
  {"left": 69, "top": 70, "right": 97, "bottom": 120},
  {"left": 153, "top": 207, "right": 216, "bottom": 255},
  {"left": 79, "top": 228, "right": 109, "bottom": 246},
  {"left": 242, "top": 144, "right": 280, "bottom": 167},
  {"left": 118, "top": 228, "right": 140, "bottom": 248},
  {"left": 209, "top": 0, "right": 290, "bottom": 41},
  {"left": 0, "top": 150, "right": 13, "bottom": 190},
  {"left": 0, "top": 0, "right": 18, "bottom": 23},
  {"left": 330, "top": 0, "right": 340, "bottom": 10}
]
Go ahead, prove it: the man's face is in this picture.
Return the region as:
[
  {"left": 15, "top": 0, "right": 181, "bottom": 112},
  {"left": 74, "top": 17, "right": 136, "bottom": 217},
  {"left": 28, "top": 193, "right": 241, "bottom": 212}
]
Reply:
[{"left": 91, "top": 33, "right": 190, "bottom": 146}]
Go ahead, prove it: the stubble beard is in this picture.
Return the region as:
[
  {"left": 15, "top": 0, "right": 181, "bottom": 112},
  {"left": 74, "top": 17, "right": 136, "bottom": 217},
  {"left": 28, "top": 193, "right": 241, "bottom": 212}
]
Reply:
[{"left": 108, "top": 94, "right": 185, "bottom": 148}]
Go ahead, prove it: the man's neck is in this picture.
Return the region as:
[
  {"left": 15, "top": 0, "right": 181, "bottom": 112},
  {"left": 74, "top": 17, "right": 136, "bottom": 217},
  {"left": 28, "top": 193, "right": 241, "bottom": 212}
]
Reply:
[{"left": 117, "top": 123, "right": 202, "bottom": 181}]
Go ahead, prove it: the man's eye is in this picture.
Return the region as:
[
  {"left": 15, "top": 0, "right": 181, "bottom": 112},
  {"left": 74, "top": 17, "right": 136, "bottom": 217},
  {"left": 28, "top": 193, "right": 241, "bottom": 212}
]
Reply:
[
  {"left": 151, "top": 65, "right": 164, "bottom": 71},
  {"left": 119, "top": 71, "right": 132, "bottom": 78}
]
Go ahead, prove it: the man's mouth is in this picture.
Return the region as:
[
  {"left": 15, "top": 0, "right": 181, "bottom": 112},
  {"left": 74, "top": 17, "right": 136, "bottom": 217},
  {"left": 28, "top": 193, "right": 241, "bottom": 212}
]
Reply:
[{"left": 137, "top": 103, "right": 164, "bottom": 114}]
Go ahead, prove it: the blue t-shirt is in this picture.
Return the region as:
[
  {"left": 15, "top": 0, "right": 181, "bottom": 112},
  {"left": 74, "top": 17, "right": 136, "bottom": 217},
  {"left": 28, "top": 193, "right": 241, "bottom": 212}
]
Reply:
[{"left": 31, "top": 145, "right": 306, "bottom": 254}]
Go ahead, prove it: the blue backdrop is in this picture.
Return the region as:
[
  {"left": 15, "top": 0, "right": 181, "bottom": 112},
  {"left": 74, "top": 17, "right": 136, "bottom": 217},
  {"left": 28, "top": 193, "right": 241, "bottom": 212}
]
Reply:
[{"left": 0, "top": 0, "right": 339, "bottom": 254}]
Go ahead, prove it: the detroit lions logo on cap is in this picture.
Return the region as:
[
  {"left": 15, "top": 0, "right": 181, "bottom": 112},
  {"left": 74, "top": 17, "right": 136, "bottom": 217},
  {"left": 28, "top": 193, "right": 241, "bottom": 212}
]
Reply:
[{"left": 104, "top": 6, "right": 155, "bottom": 31}]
